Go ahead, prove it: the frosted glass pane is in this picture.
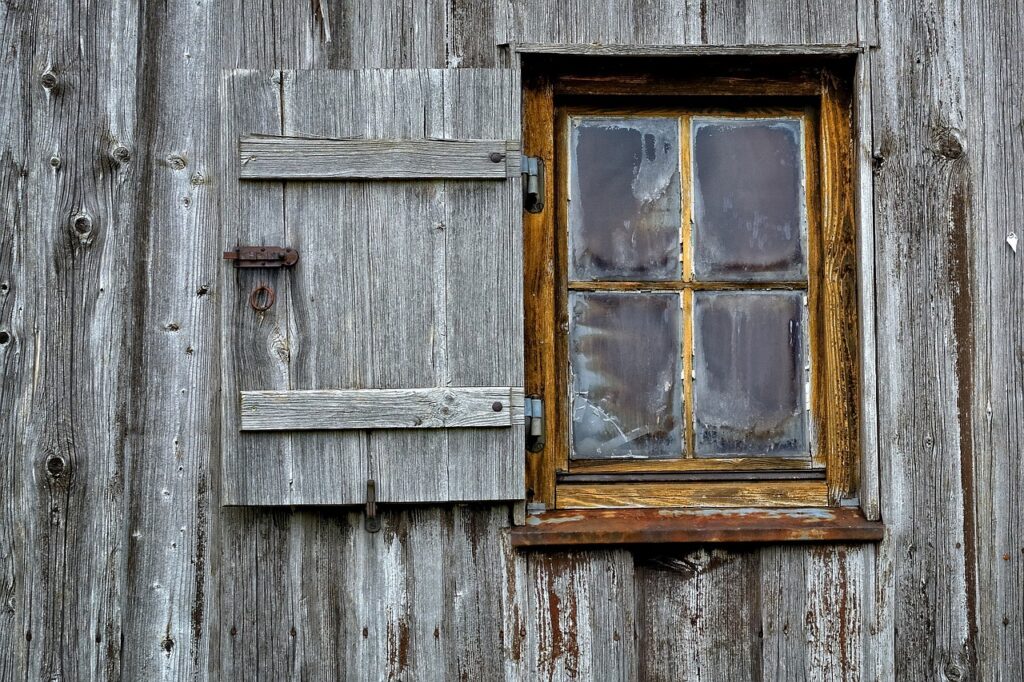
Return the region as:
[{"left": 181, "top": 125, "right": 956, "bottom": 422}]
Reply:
[
  {"left": 569, "top": 117, "right": 682, "bottom": 281},
  {"left": 569, "top": 292, "right": 682, "bottom": 459},
  {"left": 693, "top": 291, "right": 808, "bottom": 457},
  {"left": 692, "top": 118, "right": 806, "bottom": 281}
]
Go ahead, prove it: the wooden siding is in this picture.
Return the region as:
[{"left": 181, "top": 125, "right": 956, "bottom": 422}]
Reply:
[{"left": 0, "top": 2, "right": 1021, "bottom": 682}]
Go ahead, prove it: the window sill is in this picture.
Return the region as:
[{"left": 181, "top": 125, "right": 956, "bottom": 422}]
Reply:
[{"left": 510, "top": 507, "right": 884, "bottom": 547}]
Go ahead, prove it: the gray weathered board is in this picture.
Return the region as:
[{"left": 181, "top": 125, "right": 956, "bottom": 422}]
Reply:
[
  {"left": 239, "top": 136, "right": 522, "bottom": 178},
  {"left": 240, "top": 387, "right": 525, "bottom": 430},
  {"left": 220, "top": 68, "right": 524, "bottom": 506}
]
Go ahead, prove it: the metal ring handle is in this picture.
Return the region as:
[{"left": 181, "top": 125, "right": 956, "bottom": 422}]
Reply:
[{"left": 249, "top": 284, "right": 275, "bottom": 312}]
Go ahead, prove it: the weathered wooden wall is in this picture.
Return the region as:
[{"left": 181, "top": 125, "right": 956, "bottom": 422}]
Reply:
[{"left": 1, "top": 0, "right": 1021, "bottom": 679}]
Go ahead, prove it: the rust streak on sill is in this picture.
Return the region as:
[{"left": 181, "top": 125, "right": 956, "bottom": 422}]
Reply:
[{"left": 510, "top": 507, "right": 884, "bottom": 547}]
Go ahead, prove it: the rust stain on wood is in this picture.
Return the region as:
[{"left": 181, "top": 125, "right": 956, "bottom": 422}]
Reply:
[{"left": 948, "top": 163, "right": 979, "bottom": 672}]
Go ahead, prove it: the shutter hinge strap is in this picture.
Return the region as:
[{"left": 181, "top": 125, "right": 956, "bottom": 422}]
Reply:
[
  {"left": 365, "top": 479, "right": 381, "bottom": 533},
  {"left": 521, "top": 156, "right": 545, "bottom": 213},
  {"left": 525, "top": 395, "right": 545, "bottom": 452}
]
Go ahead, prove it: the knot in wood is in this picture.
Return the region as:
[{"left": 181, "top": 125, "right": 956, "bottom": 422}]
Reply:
[
  {"left": 166, "top": 154, "right": 187, "bottom": 170},
  {"left": 44, "top": 454, "right": 66, "bottom": 478},
  {"left": 40, "top": 70, "right": 58, "bottom": 90},
  {"left": 70, "top": 212, "right": 94, "bottom": 245},
  {"left": 111, "top": 145, "right": 131, "bottom": 164},
  {"left": 0, "top": 330, "right": 10, "bottom": 345},
  {"left": 943, "top": 661, "right": 967, "bottom": 681},
  {"left": 49, "top": 154, "right": 61, "bottom": 169},
  {"left": 936, "top": 127, "right": 965, "bottom": 160}
]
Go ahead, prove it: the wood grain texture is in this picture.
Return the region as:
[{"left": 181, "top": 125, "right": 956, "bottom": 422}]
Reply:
[
  {"left": 558, "top": 482, "right": 829, "bottom": 509},
  {"left": 854, "top": 52, "right": 882, "bottom": 521},
  {"left": 0, "top": 2, "right": 29, "bottom": 677},
  {"left": 12, "top": 1, "right": 143, "bottom": 679},
  {"left": 872, "top": 0, "right": 977, "bottom": 678},
  {"left": 220, "top": 71, "right": 302, "bottom": 506},
  {"left": 514, "top": 42, "right": 863, "bottom": 55},
  {"left": 121, "top": 0, "right": 219, "bottom": 677},
  {"left": 636, "top": 547, "right": 762, "bottom": 681},
  {"left": 240, "top": 387, "right": 524, "bottom": 430},
  {"left": 963, "top": 0, "right": 1024, "bottom": 678},
  {"left": 238, "top": 136, "right": 521, "bottom": 179},
  {"left": 513, "top": 508, "right": 884, "bottom": 546}
]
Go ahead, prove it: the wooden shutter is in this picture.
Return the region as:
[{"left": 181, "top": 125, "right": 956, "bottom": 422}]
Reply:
[{"left": 219, "top": 70, "right": 523, "bottom": 505}]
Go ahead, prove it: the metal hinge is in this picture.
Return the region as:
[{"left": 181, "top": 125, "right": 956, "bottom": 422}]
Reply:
[
  {"left": 521, "top": 156, "right": 545, "bottom": 213},
  {"left": 525, "top": 394, "right": 545, "bottom": 452},
  {"left": 223, "top": 245, "right": 299, "bottom": 268}
]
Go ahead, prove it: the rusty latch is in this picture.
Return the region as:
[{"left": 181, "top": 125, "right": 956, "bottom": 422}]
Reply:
[
  {"left": 365, "top": 479, "right": 381, "bottom": 533},
  {"left": 223, "top": 245, "right": 299, "bottom": 268}
]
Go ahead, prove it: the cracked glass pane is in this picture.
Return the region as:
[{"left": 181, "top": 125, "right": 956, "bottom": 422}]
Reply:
[
  {"left": 569, "top": 117, "right": 682, "bottom": 281},
  {"left": 692, "top": 118, "right": 806, "bottom": 281},
  {"left": 693, "top": 291, "right": 809, "bottom": 457},
  {"left": 569, "top": 292, "right": 683, "bottom": 459}
]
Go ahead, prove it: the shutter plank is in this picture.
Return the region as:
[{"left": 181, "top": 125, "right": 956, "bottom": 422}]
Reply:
[
  {"left": 220, "top": 71, "right": 296, "bottom": 506},
  {"left": 239, "top": 136, "right": 521, "bottom": 179},
  {"left": 241, "top": 387, "right": 525, "bottom": 430},
  {"left": 435, "top": 68, "right": 525, "bottom": 501},
  {"left": 279, "top": 70, "right": 373, "bottom": 506}
]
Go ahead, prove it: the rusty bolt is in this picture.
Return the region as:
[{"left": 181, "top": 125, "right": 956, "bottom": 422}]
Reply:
[
  {"left": 489, "top": 152, "right": 504, "bottom": 163},
  {"left": 492, "top": 401, "right": 503, "bottom": 412}
]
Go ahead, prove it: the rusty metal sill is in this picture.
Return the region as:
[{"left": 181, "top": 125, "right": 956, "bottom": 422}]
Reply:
[{"left": 510, "top": 507, "right": 884, "bottom": 548}]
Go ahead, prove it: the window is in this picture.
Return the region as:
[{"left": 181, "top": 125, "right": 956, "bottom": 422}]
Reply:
[{"left": 516, "top": 54, "right": 881, "bottom": 545}]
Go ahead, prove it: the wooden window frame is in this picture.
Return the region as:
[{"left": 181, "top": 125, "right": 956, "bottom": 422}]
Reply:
[{"left": 516, "top": 52, "right": 882, "bottom": 545}]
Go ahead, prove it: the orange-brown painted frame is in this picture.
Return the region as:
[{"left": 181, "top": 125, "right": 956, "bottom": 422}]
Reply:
[{"left": 523, "top": 56, "right": 861, "bottom": 518}]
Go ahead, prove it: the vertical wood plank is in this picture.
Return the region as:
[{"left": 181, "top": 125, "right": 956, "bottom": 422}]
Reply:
[
  {"left": 432, "top": 68, "right": 525, "bottom": 500},
  {"left": 962, "top": 0, "right": 1024, "bottom": 678},
  {"left": 525, "top": 550, "right": 637, "bottom": 681},
  {"left": 14, "top": 0, "right": 143, "bottom": 678},
  {"left": 120, "top": 0, "right": 219, "bottom": 677},
  {"left": 281, "top": 69, "right": 371, "bottom": 505},
  {"left": 872, "top": 0, "right": 977, "bottom": 678},
  {"left": 0, "top": 0, "right": 30, "bottom": 676},
  {"left": 219, "top": 71, "right": 294, "bottom": 506}
]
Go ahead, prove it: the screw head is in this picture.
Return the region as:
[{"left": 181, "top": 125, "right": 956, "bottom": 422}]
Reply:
[
  {"left": 489, "top": 151, "right": 504, "bottom": 163},
  {"left": 492, "top": 401, "right": 503, "bottom": 412}
]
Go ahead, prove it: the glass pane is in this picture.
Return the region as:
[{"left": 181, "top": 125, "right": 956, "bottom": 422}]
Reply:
[
  {"left": 693, "top": 291, "right": 808, "bottom": 457},
  {"left": 569, "top": 117, "right": 682, "bottom": 281},
  {"left": 569, "top": 292, "right": 683, "bottom": 459},
  {"left": 692, "top": 118, "right": 806, "bottom": 281}
]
